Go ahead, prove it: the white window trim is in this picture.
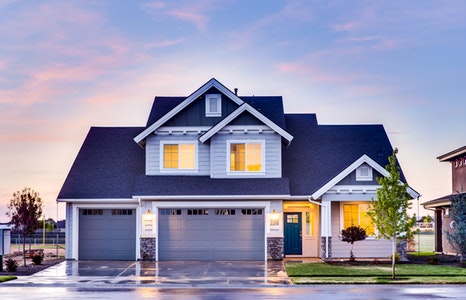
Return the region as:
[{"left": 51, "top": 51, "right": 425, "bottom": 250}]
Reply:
[
  {"left": 340, "top": 202, "right": 377, "bottom": 239},
  {"left": 356, "top": 165, "right": 373, "bottom": 181},
  {"left": 226, "top": 140, "right": 265, "bottom": 175},
  {"left": 159, "top": 140, "right": 198, "bottom": 173},
  {"left": 205, "top": 94, "right": 222, "bottom": 117}
]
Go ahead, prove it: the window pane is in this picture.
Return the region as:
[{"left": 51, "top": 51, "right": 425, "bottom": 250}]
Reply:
[
  {"left": 230, "top": 143, "right": 245, "bottom": 171},
  {"left": 246, "top": 143, "right": 262, "bottom": 171},
  {"left": 343, "top": 204, "right": 358, "bottom": 228},
  {"left": 163, "top": 144, "right": 178, "bottom": 168},
  {"left": 359, "top": 204, "right": 375, "bottom": 236},
  {"left": 343, "top": 204, "right": 375, "bottom": 236},
  {"left": 208, "top": 97, "right": 218, "bottom": 113},
  {"left": 179, "top": 144, "right": 195, "bottom": 169},
  {"left": 306, "top": 212, "right": 314, "bottom": 236}
]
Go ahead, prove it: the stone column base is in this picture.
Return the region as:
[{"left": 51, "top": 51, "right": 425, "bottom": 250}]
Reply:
[
  {"left": 320, "top": 236, "right": 332, "bottom": 260},
  {"left": 140, "top": 237, "right": 156, "bottom": 261},
  {"left": 267, "top": 237, "right": 284, "bottom": 260}
]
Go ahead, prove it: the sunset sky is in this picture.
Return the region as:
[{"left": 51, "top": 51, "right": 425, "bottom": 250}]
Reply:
[{"left": 1, "top": 0, "right": 466, "bottom": 222}]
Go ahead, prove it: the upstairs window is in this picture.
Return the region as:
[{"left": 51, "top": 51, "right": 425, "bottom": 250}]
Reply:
[
  {"left": 162, "top": 142, "right": 196, "bottom": 170},
  {"left": 205, "top": 94, "right": 221, "bottom": 117},
  {"left": 228, "top": 141, "right": 264, "bottom": 173},
  {"left": 356, "top": 165, "right": 373, "bottom": 181}
]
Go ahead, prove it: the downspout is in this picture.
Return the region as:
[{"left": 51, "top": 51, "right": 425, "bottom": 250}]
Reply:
[{"left": 308, "top": 196, "right": 329, "bottom": 259}]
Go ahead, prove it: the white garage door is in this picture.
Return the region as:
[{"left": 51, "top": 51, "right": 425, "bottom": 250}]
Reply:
[{"left": 158, "top": 208, "right": 264, "bottom": 260}]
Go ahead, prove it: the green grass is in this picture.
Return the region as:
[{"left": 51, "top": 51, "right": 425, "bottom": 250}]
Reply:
[
  {"left": 285, "top": 262, "right": 466, "bottom": 284},
  {"left": 0, "top": 276, "right": 17, "bottom": 283},
  {"left": 408, "top": 251, "right": 437, "bottom": 257}
]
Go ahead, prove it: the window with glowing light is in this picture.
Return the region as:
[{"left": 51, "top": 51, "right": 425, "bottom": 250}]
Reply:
[
  {"left": 162, "top": 142, "right": 196, "bottom": 170},
  {"left": 343, "top": 203, "right": 375, "bottom": 236},
  {"left": 228, "top": 141, "right": 264, "bottom": 173}
]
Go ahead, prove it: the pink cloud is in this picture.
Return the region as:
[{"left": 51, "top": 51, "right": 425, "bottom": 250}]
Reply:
[
  {"left": 167, "top": 10, "right": 208, "bottom": 32},
  {"left": 334, "top": 21, "right": 360, "bottom": 32},
  {"left": 277, "top": 62, "right": 350, "bottom": 84}
]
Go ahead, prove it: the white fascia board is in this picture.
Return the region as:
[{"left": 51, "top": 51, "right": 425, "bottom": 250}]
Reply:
[
  {"left": 310, "top": 154, "right": 420, "bottom": 200},
  {"left": 199, "top": 103, "right": 294, "bottom": 145},
  {"left": 134, "top": 78, "right": 244, "bottom": 146},
  {"left": 56, "top": 198, "right": 138, "bottom": 204},
  {"left": 133, "top": 195, "right": 290, "bottom": 200}
]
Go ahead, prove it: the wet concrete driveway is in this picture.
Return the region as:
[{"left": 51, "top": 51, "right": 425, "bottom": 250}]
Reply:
[{"left": 9, "top": 260, "right": 291, "bottom": 287}]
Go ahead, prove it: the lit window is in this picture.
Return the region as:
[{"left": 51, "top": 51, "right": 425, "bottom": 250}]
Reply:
[
  {"left": 163, "top": 143, "right": 195, "bottom": 169},
  {"left": 343, "top": 203, "right": 375, "bottom": 236},
  {"left": 306, "top": 211, "right": 314, "bottom": 236},
  {"left": 205, "top": 94, "right": 221, "bottom": 117},
  {"left": 356, "top": 165, "right": 373, "bottom": 181},
  {"left": 229, "top": 142, "right": 263, "bottom": 172}
]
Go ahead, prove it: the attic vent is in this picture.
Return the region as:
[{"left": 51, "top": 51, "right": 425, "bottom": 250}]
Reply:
[
  {"left": 356, "top": 165, "right": 373, "bottom": 181},
  {"left": 205, "top": 94, "right": 221, "bottom": 117}
]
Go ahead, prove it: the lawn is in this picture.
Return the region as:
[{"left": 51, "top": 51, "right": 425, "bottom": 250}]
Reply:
[
  {"left": 285, "top": 261, "right": 466, "bottom": 284},
  {"left": 0, "top": 276, "right": 17, "bottom": 283}
]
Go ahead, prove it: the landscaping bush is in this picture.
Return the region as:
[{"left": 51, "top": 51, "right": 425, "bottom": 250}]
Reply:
[
  {"left": 32, "top": 253, "right": 43, "bottom": 265},
  {"left": 427, "top": 257, "right": 440, "bottom": 265},
  {"left": 6, "top": 258, "right": 18, "bottom": 272}
]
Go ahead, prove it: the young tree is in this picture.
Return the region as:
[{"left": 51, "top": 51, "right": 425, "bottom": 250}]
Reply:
[
  {"left": 341, "top": 225, "right": 367, "bottom": 261},
  {"left": 445, "top": 193, "right": 466, "bottom": 263},
  {"left": 6, "top": 188, "right": 43, "bottom": 266},
  {"left": 367, "top": 149, "right": 415, "bottom": 279}
]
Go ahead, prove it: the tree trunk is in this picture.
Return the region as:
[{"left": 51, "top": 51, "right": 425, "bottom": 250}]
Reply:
[
  {"left": 22, "top": 234, "right": 26, "bottom": 267},
  {"left": 392, "top": 236, "right": 396, "bottom": 279}
]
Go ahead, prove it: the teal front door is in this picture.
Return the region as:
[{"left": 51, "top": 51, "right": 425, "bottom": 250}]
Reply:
[{"left": 284, "top": 213, "right": 302, "bottom": 255}]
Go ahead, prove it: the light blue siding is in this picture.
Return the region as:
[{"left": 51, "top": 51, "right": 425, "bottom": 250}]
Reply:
[{"left": 146, "top": 134, "right": 210, "bottom": 175}]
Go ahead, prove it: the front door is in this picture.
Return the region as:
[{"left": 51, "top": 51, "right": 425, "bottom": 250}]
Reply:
[{"left": 284, "top": 212, "right": 302, "bottom": 255}]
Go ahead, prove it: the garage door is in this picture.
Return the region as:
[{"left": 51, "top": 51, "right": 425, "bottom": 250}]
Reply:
[
  {"left": 159, "top": 208, "right": 264, "bottom": 260},
  {"left": 79, "top": 209, "right": 136, "bottom": 260}
]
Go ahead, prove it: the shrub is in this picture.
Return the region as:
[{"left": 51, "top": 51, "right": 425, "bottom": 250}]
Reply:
[
  {"left": 341, "top": 225, "right": 367, "bottom": 261},
  {"left": 427, "top": 257, "right": 440, "bottom": 265},
  {"left": 6, "top": 258, "right": 18, "bottom": 272},
  {"left": 32, "top": 253, "right": 43, "bottom": 265},
  {"left": 389, "top": 252, "right": 400, "bottom": 262}
]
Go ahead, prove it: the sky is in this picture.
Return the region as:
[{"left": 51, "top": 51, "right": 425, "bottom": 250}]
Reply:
[{"left": 1, "top": 0, "right": 466, "bottom": 223}]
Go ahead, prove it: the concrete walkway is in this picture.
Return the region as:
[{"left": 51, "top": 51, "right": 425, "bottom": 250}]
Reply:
[{"left": 6, "top": 260, "right": 291, "bottom": 287}]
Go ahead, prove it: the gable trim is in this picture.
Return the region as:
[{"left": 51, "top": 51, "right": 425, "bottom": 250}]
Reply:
[
  {"left": 311, "top": 154, "right": 420, "bottom": 200},
  {"left": 199, "top": 103, "right": 294, "bottom": 145},
  {"left": 134, "top": 78, "right": 244, "bottom": 146}
]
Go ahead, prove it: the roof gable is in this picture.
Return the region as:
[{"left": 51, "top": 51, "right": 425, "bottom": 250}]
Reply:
[
  {"left": 310, "top": 154, "right": 419, "bottom": 199},
  {"left": 199, "top": 103, "right": 294, "bottom": 145},
  {"left": 134, "top": 78, "right": 244, "bottom": 146}
]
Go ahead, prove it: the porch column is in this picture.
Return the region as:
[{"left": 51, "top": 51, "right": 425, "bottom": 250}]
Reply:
[{"left": 320, "top": 201, "right": 332, "bottom": 260}]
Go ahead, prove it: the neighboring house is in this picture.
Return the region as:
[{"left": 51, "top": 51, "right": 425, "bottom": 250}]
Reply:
[
  {"left": 57, "top": 78, "right": 419, "bottom": 261},
  {"left": 423, "top": 145, "right": 466, "bottom": 254}
]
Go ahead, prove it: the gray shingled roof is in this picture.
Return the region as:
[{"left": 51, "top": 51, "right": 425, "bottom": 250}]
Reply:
[
  {"left": 145, "top": 96, "right": 286, "bottom": 129},
  {"left": 58, "top": 100, "right": 402, "bottom": 200},
  {"left": 282, "top": 114, "right": 402, "bottom": 196}
]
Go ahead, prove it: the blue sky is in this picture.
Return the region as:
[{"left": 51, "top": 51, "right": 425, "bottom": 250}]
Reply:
[{"left": 1, "top": 0, "right": 466, "bottom": 222}]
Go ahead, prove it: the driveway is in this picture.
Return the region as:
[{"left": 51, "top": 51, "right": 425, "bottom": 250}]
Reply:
[{"left": 6, "top": 260, "right": 291, "bottom": 287}]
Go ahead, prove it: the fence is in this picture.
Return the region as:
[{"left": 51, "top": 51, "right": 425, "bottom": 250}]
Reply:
[
  {"left": 10, "top": 232, "right": 65, "bottom": 245},
  {"left": 413, "top": 233, "right": 435, "bottom": 252}
]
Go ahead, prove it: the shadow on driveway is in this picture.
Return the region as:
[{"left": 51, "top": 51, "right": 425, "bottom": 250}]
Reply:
[{"left": 7, "top": 260, "right": 291, "bottom": 287}]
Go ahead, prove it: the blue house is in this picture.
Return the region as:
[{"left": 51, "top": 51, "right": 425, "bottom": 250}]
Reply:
[{"left": 57, "top": 78, "right": 419, "bottom": 261}]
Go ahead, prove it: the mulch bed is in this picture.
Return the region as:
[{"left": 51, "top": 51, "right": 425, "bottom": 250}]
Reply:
[{"left": 1, "top": 257, "right": 65, "bottom": 276}]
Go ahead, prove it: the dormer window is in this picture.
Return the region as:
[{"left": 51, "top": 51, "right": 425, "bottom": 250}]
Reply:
[
  {"left": 205, "top": 94, "right": 221, "bottom": 117},
  {"left": 356, "top": 165, "right": 372, "bottom": 181}
]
